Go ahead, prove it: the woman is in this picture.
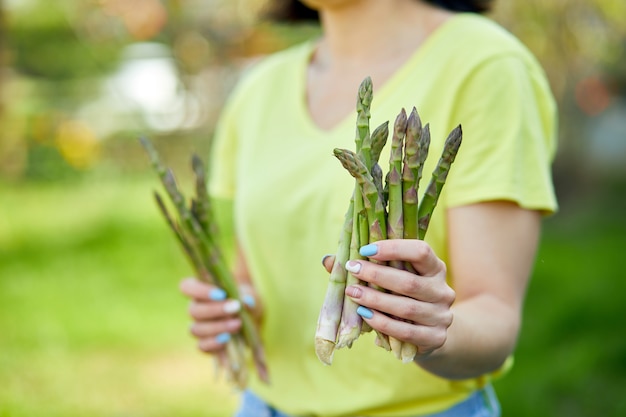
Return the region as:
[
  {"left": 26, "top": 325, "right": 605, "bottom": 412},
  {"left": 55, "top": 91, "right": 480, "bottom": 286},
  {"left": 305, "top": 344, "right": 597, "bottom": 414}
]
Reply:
[{"left": 180, "top": 0, "right": 558, "bottom": 415}]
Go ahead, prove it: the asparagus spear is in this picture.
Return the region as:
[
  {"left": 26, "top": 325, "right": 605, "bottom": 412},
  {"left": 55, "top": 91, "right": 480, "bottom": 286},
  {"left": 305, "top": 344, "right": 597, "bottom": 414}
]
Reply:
[
  {"left": 335, "top": 205, "right": 363, "bottom": 349},
  {"left": 401, "top": 108, "right": 423, "bottom": 241},
  {"left": 387, "top": 109, "right": 408, "bottom": 359},
  {"left": 352, "top": 77, "right": 376, "bottom": 265},
  {"left": 370, "top": 121, "right": 390, "bottom": 204},
  {"left": 395, "top": 109, "right": 428, "bottom": 362},
  {"left": 191, "top": 154, "right": 216, "bottom": 237},
  {"left": 315, "top": 77, "right": 374, "bottom": 360},
  {"left": 339, "top": 77, "right": 377, "bottom": 341},
  {"left": 315, "top": 206, "right": 353, "bottom": 364},
  {"left": 357, "top": 118, "right": 390, "bottom": 338},
  {"left": 416, "top": 123, "right": 432, "bottom": 197},
  {"left": 387, "top": 108, "right": 407, "bottom": 244},
  {"left": 418, "top": 125, "right": 463, "bottom": 239},
  {"left": 355, "top": 77, "right": 373, "bottom": 165}
]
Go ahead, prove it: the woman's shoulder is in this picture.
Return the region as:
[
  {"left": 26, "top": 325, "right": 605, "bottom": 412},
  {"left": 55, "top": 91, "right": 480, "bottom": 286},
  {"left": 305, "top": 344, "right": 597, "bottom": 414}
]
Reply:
[{"left": 445, "top": 14, "right": 538, "bottom": 64}]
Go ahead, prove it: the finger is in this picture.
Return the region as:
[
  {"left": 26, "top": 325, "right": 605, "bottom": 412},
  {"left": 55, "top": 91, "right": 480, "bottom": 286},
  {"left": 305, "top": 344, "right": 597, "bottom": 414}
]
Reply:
[
  {"left": 188, "top": 299, "right": 242, "bottom": 320},
  {"left": 189, "top": 318, "right": 241, "bottom": 338},
  {"left": 345, "top": 284, "right": 450, "bottom": 326},
  {"left": 180, "top": 277, "right": 228, "bottom": 301},
  {"left": 345, "top": 260, "right": 452, "bottom": 303},
  {"left": 321, "top": 254, "right": 335, "bottom": 273},
  {"left": 355, "top": 307, "right": 447, "bottom": 354},
  {"left": 238, "top": 284, "right": 257, "bottom": 309},
  {"left": 237, "top": 284, "right": 263, "bottom": 322},
  {"left": 359, "top": 240, "right": 446, "bottom": 277},
  {"left": 197, "top": 332, "right": 235, "bottom": 353}
]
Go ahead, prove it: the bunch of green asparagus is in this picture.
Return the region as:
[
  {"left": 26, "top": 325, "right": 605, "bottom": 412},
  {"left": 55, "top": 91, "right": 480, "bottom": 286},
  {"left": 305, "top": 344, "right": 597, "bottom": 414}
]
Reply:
[
  {"left": 140, "top": 138, "right": 267, "bottom": 388},
  {"left": 315, "top": 76, "right": 462, "bottom": 365}
]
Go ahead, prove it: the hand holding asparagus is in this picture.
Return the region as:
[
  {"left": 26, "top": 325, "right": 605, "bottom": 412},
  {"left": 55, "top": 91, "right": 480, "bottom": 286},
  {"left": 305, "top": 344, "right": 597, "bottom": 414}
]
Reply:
[
  {"left": 315, "top": 76, "right": 462, "bottom": 365},
  {"left": 140, "top": 138, "right": 268, "bottom": 388}
]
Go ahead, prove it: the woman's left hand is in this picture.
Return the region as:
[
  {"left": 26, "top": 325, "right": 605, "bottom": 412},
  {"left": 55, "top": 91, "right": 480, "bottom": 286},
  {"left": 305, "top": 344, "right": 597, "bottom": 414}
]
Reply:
[{"left": 339, "top": 239, "right": 456, "bottom": 357}]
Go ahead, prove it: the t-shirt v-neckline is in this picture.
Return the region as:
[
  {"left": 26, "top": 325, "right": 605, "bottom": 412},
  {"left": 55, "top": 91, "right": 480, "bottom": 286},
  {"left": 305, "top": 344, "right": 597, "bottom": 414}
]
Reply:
[{"left": 294, "top": 13, "right": 469, "bottom": 137}]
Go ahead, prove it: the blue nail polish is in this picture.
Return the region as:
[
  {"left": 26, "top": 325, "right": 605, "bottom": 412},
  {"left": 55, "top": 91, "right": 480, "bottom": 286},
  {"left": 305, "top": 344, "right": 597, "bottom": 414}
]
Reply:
[
  {"left": 356, "top": 306, "right": 374, "bottom": 319},
  {"left": 242, "top": 294, "right": 256, "bottom": 308},
  {"left": 209, "top": 288, "right": 227, "bottom": 301},
  {"left": 359, "top": 244, "right": 378, "bottom": 257},
  {"left": 215, "top": 332, "right": 231, "bottom": 344}
]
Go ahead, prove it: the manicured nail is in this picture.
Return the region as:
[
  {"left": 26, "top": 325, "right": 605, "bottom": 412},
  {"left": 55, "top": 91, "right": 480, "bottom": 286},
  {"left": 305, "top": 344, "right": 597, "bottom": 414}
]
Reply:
[
  {"left": 209, "top": 288, "right": 227, "bottom": 301},
  {"left": 356, "top": 306, "right": 373, "bottom": 319},
  {"left": 215, "top": 332, "right": 231, "bottom": 344},
  {"left": 345, "top": 260, "right": 361, "bottom": 273},
  {"left": 242, "top": 294, "right": 256, "bottom": 308},
  {"left": 346, "top": 286, "right": 362, "bottom": 299},
  {"left": 360, "top": 244, "right": 378, "bottom": 257},
  {"left": 223, "top": 300, "right": 241, "bottom": 314},
  {"left": 321, "top": 254, "right": 332, "bottom": 266}
]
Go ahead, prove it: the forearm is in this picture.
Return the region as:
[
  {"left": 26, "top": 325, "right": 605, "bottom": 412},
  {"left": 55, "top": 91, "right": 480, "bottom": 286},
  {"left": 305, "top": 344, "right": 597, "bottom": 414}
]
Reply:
[
  {"left": 415, "top": 202, "right": 540, "bottom": 379},
  {"left": 415, "top": 293, "right": 521, "bottom": 380}
]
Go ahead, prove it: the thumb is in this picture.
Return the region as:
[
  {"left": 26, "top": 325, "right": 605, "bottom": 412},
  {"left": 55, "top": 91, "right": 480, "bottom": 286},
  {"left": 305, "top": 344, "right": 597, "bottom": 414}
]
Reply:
[{"left": 321, "top": 254, "right": 336, "bottom": 274}]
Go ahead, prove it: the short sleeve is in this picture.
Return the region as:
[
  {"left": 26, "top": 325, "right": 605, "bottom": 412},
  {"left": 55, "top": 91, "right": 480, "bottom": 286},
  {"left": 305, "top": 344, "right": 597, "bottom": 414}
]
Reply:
[{"left": 444, "top": 54, "right": 558, "bottom": 214}]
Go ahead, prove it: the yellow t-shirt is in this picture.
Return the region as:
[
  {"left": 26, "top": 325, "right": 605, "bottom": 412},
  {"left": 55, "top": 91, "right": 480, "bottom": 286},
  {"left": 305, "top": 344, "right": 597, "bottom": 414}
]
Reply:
[{"left": 209, "top": 13, "right": 557, "bottom": 417}]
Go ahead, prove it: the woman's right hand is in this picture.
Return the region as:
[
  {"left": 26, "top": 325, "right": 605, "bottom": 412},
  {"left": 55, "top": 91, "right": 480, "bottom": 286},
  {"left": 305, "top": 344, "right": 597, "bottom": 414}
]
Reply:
[{"left": 179, "top": 277, "right": 244, "bottom": 354}]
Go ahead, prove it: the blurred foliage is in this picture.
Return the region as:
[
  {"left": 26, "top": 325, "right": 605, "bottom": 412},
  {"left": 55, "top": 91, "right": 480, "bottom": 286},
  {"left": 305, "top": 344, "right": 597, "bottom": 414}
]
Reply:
[
  {"left": 493, "top": 0, "right": 626, "bottom": 99},
  {"left": 493, "top": 179, "right": 626, "bottom": 417},
  {"left": 1, "top": 0, "right": 624, "bottom": 185},
  {"left": 492, "top": 0, "right": 626, "bottom": 191},
  {"left": 0, "top": 178, "right": 240, "bottom": 417},
  {"left": 0, "top": 0, "right": 319, "bottom": 182}
]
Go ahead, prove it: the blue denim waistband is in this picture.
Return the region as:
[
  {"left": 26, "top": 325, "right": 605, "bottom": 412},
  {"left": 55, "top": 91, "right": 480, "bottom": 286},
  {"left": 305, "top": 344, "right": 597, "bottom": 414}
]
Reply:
[{"left": 234, "top": 384, "right": 501, "bottom": 417}]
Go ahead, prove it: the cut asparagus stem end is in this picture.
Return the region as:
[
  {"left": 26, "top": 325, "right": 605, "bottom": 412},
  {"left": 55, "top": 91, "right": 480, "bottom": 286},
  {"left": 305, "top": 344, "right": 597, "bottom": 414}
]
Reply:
[
  {"left": 401, "top": 343, "right": 418, "bottom": 363},
  {"left": 315, "top": 338, "right": 336, "bottom": 365},
  {"left": 390, "top": 337, "right": 403, "bottom": 360}
]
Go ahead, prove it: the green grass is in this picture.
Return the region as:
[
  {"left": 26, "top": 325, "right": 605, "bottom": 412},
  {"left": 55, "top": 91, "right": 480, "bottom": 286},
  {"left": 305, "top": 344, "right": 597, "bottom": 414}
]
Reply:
[
  {"left": 0, "top": 176, "right": 239, "bottom": 417},
  {"left": 494, "top": 180, "right": 626, "bottom": 417},
  {"left": 1, "top": 175, "right": 624, "bottom": 416}
]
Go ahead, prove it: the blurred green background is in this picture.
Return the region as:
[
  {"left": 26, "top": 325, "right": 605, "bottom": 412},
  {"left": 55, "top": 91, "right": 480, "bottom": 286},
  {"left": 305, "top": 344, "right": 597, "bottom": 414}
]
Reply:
[{"left": 1, "top": 1, "right": 625, "bottom": 416}]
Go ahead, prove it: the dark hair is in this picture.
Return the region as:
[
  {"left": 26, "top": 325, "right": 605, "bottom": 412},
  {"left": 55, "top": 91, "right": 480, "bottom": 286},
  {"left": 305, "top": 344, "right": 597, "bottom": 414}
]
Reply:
[{"left": 264, "top": 0, "right": 494, "bottom": 22}]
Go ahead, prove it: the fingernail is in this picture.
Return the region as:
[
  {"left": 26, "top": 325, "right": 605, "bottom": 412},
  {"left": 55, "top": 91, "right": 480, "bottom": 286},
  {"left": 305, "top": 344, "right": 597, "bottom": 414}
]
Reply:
[
  {"left": 209, "top": 288, "right": 227, "bottom": 301},
  {"left": 345, "top": 260, "right": 362, "bottom": 273},
  {"left": 242, "top": 294, "right": 256, "bottom": 308},
  {"left": 346, "top": 286, "right": 362, "bottom": 299},
  {"left": 356, "top": 306, "right": 373, "bottom": 319},
  {"left": 360, "top": 244, "right": 378, "bottom": 257},
  {"left": 215, "top": 332, "right": 231, "bottom": 344},
  {"left": 223, "top": 300, "right": 241, "bottom": 314},
  {"left": 321, "top": 254, "right": 332, "bottom": 266}
]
